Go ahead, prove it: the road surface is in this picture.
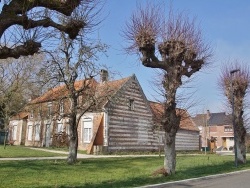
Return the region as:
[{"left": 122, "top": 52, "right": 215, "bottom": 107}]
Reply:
[{"left": 143, "top": 170, "right": 250, "bottom": 188}]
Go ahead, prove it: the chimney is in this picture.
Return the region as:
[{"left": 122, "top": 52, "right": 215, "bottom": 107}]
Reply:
[
  {"left": 206, "top": 110, "right": 211, "bottom": 120},
  {"left": 100, "top": 69, "right": 108, "bottom": 83}
]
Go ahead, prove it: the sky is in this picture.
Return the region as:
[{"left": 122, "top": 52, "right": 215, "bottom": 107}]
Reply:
[
  {"left": 94, "top": 0, "right": 250, "bottom": 115},
  {"left": 2, "top": 1, "right": 249, "bottom": 115}
]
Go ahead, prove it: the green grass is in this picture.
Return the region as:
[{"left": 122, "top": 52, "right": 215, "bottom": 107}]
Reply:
[
  {"left": 0, "top": 154, "right": 250, "bottom": 188},
  {"left": 0, "top": 145, "right": 67, "bottom": 158}
]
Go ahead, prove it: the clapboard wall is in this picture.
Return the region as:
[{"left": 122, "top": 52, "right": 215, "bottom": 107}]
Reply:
[
  {"left": 175, "top": 129, "right": 200, "bottom": 150},
  {"left": 105, "top": 75, "right": 199, "bottom": 152},
  {"left": 106, "top": 75, "right": 158, "bottom": 152}
]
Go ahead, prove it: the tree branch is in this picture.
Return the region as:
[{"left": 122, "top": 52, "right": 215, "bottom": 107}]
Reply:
[
  {"left": 0, "top": 40, "right": 41, "bottom": 59},
  {"left": 0, "top": 0, "right": 86, "bottom": 59}
]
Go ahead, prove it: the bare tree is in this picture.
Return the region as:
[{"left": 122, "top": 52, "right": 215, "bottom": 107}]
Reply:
[
  {"left": 219, "top": 61, "right": 250, "bottom": 164},
  {"left": 123, "top": 3, "right": 211, "bottom": 175},
  {"left": 38, "top": 26, "right": 108, "bottom": 164},
  {"left": 0, "top": 0, "right": 99, "bottom": 59},
  {"left": 0, "top": 54, "right": 45, "bottom": 130}
]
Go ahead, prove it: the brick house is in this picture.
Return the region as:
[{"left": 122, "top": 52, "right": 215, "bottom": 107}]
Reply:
[
  {"left": 9, "top": 72, "right": 200, "bottom": 153},
  {"left": 192, "top": 110, "right": 233, "bottom": 151}
]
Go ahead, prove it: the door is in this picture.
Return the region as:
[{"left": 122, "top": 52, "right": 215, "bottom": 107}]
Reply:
[
  {"left": 222, "top": 137, "right": 227, "bottom": 149},
  {"left": 45, "top": 124, "right": 51, "bottom": 147}
]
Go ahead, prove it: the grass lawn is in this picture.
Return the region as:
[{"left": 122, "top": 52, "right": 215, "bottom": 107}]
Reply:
[
  {"left": 0, "top": 145, "right": 67, "bottom": 158},
  {"left": 0, "top": 154, "right": 250, "bottom": 188}
]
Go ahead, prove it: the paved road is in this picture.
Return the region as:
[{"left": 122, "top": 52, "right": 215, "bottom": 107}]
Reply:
[{"left": 143, "top": 169, "right": 250, "bottom": 188}]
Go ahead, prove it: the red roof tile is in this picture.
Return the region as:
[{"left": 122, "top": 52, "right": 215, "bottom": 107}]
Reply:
[
  {"left": 30, "top": 76, "right": 130, "bottom": 108},
  {"left": 149, "top": 101, "right": 199, "bottom": 131}
]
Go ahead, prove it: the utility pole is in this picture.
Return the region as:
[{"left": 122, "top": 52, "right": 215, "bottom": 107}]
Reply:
[{"left": 230, "top": 69, "right": 240, "bottom": 168}]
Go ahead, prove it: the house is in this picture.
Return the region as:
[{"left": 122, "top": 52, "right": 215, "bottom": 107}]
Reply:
[
  {"left": 192, "top": 110, "right": 233, "bottom": 151},
  {"left": 9, "top": 71, "right": 200, "bottom": 153},
  {"left": 149, "top": 101, "right": 200, "bottom": 151}
]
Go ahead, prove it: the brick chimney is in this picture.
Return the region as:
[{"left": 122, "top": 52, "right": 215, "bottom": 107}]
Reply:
[{"left": 100, "top": 69, "right": 108, "bottom": 83}]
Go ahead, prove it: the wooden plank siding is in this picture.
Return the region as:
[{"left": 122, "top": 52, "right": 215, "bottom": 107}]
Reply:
[
  {"left": 175, "top": 130, "right": 200, "bottom": 150},
  {"left": 152, "top": 130, "right": 200, "bottom": 151},
  {"left": 106, "top": 76, "right": 158, "bottom": 152}
]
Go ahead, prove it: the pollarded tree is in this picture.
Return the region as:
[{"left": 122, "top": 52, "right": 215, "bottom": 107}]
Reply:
[
  {"left": 219, "top": 62, "right": 250, "bottom": 164},
  {"left": 123, "top": 3, "right": 212, "bottom": 175},
  {"left": 0, "top": 0, "right": 97, "bottom": 59}
]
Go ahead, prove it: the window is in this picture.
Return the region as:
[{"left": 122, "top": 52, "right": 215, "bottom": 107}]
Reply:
[
  {"left": 128, "top": 99, "right": 135, "bottom": 111},
  {"left": 82, "top": 119, "right": 92, "bottom": 143},
  {"left": 30, "top": 110, "right": 34, "bottom": 119},
  {"left": 35, "top": 124, "right": 40, "bottom": 141},
  {"left": 59, "top": 101, "right": 64, "bottom": 114},
  {"left": 65, "top": 125, "right": 70, "bottom": 135},
  {"left": 229, "top": 137, "right": 234, "bottom": 141},
  {"left": 57, "top": 123, "right": 63, "bottom": 133},
  {"left": 27, "top": 125, "right": 33, "bottom": 141},
  {"left": 12, "top": 125, "right": 17, "bottom": 140},
  {"left": 224, "top": 126, "right": 233, "bottom": 132},
  {"left": 48, "top": 102, "right": 52, "bottom": 116}
]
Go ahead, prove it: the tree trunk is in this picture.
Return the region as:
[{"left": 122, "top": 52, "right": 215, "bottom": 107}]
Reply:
[
  {"left": 235, "top": 114, "right": 246, "bottom": 164},
  {"left": 235, "top": 133, "right": 246, "bottom": 164},
  {"left": 67, "top": 117, "right": 78, "bottom": 164},
  {"left": 164, "top": 132, "right": 176, "bottom": 175},
  {"left": 162, "top": 82, "right": 180, "bottom": 175}
]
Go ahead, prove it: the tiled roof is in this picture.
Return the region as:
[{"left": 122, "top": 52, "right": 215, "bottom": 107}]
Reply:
[
  {"left": 30, "top": 76, "right": 131, "bottom": 108},
  {"left": 192, "top": 114, "right": 207, "bottom": 127},
  {"left": 192, "top": 112, "right": 232, "bottom": 126},
  {"left": 149, "top": 101, "right": 199, "bottom": 132},
  {"left": 93, "top": 77, "right": 131, "bottom": 109},
  {"left": 208, "top": 113, "right": 232, "bottom": 125},
  {"left": 30, "top": 79, "right": 98, "bottom": 104},
  {"left": 10, "top": 112, "right": 29, "bottom": 120}
]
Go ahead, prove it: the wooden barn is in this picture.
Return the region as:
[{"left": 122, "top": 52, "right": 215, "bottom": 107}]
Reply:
[{"left": 8, "top": 72, "right": 199, "bottom": 153}]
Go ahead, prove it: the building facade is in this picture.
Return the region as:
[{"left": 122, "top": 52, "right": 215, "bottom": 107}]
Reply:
[
  {"left": 192, "top": 110, "right": 234, "bottom": 151},
  {"left": 9, "top": 73, "right": 200, "bottom": 153}
]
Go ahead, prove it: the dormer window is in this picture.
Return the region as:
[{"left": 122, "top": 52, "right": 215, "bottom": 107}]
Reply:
[
  {"left": 59, "top": 101, "right": 64, "bottom": 114},
  {"left": 30, "top": 110, "right": 34, "bottom": 119},
  {"left": 128, "top": 99, "right": 135, "bottom": 111},
  {"left": 48, "top": 102, "right": 52, "bottom": 116}
]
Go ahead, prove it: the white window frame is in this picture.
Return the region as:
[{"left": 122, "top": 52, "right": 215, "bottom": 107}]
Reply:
[
  {"left": 35, "top": 124, "right": 40, "bottom": 141},
  {"left": 57, "top": 123, "right": 63, "bottom": 133},
  {"left": 82, "top": 118, "right": 92, "bottom": 143},
  {"left": 12, "top": 125, "right": 17, "bottom": 141},
  {"left": 27, "top": 124, "right": 33, "bottom": 141},
  {"left": 48, "top": 102, "right": 52, "bottom": 116},
  {"left": 224, "top": 126, "right": 233, "bottom": 132},
  {"left": 59, "top": 101, "right": 64, "bottom": 114}
]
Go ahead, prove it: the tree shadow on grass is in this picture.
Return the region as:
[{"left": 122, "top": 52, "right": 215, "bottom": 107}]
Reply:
[
  {"left": 1, "top": 157, "right": 250, "bottom": 188},
  {"left": 59, "top": 160, "right": 250, "bottom": 188}
]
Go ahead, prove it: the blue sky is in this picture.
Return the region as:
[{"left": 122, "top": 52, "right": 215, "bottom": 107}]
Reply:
[
  {"left": 95, "top": 0, "right": 250, "bottom": 115},
  {"left": 1, "top": 1, "right": 249, "bottom": 114}
]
